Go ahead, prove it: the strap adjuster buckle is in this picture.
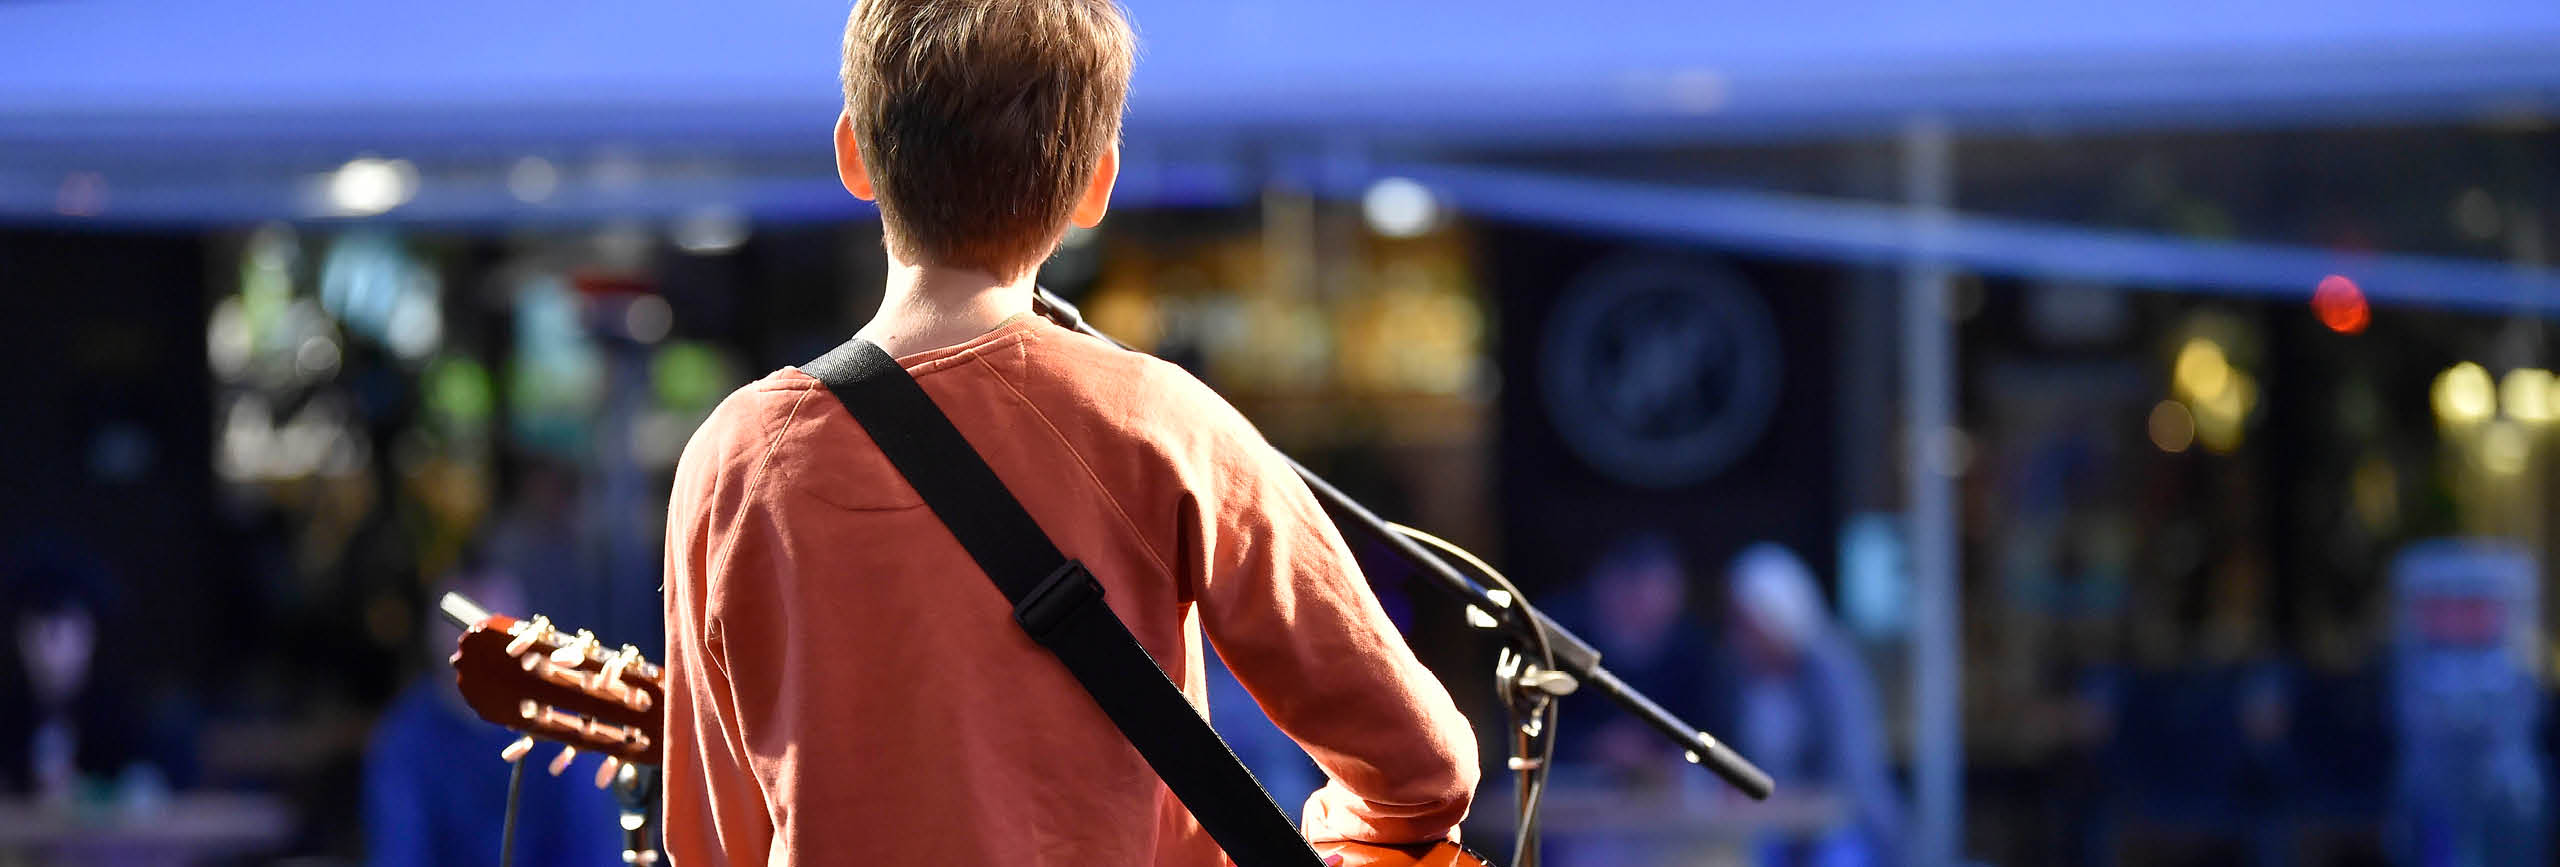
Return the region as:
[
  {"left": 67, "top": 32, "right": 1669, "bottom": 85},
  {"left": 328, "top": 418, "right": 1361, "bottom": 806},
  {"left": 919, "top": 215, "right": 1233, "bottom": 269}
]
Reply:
[{"left": 1014, "top": 561, "right": 1106, "bottom": 641}]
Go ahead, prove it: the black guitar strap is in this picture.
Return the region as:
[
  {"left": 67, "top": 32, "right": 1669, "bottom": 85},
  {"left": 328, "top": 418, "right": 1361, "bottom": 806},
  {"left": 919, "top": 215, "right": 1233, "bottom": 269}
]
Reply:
[{"left": 802, "top": 337, "right": 1325, "bottom": 867}]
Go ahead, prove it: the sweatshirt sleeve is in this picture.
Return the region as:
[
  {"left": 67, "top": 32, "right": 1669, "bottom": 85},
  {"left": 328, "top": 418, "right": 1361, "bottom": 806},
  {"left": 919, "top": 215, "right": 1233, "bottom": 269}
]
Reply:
[
  {"left": 659, "top": 398, "right": 780, "bottom": 867},
  {"left": 1168, "top": 375, "right": 1480, "bottom": 844}
]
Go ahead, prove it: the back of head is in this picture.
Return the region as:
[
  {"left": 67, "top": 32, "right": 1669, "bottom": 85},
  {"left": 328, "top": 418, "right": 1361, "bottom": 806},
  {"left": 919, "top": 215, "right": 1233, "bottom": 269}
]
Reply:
[
  {"left": 1729, "top": 542, "right": 1825, "bottom": 651},
  {"left": 842, "top": 0, "right": 1136, "bottom": 278},
  {"left": 1589, "top": 533, "right": 1689, "bottom": 652}
]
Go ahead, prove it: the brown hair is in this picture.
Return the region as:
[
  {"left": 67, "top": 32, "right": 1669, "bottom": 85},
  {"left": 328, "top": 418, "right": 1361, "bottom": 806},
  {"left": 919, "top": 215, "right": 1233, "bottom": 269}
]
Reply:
[{"left": 842, "top": 0, "right": 1135, "bottom": 278}]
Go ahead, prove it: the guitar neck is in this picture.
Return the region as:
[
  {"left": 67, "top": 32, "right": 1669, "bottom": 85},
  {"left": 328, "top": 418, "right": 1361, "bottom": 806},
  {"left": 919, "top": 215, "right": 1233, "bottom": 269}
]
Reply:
[{"left": 439, "top": 592, "right": 491, "bottom": 630}]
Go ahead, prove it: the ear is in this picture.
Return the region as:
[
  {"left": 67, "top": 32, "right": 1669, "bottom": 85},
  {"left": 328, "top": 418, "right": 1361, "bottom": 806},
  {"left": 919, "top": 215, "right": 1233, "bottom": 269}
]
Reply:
[
  {"left": 834, "top": 112, "right": 876, "bottom": 202},
  {"left": 1068, "top": 143, "right": 1118, "bottom": 229}
]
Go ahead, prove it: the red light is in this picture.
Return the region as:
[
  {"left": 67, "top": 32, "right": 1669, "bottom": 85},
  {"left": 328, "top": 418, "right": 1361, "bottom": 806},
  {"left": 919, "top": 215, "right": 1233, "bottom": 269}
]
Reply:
[{"left": 2313, "top": 274, "right": 2369, "bottom": 335}]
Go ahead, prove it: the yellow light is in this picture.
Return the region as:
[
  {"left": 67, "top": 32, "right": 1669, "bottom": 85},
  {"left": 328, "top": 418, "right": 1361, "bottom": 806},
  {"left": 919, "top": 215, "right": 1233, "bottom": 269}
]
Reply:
[
  {"left": 2174, "top": 337, "right": 2232, "bottom": 402},
  {"left": 2481, "top": 421, "right": 2530, "bottom": 476},
  {"left": 2433, "top": 362, "right": 2496, "bottom": 426},
  {"left": 2351, "top": 455, "right": 2398, "bottom": 530},
  {"left": 2503, "top": 368, "right": 2554, "bottom": 422},
  {"left": 2195, "top": 372, "right": 2254, "bottom": 454},
  {"left": 2148, "top": 400, "right": 2196, "bottom": 453},
  {"left": 2208, "top": 371, "right": 2257, "bottom": 419}
]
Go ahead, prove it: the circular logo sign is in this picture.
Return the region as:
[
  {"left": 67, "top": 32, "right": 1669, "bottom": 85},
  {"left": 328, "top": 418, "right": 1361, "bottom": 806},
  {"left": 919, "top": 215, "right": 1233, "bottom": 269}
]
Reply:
[{"left": 1539, "top": 256, "right": 1781, "bottom": 488}]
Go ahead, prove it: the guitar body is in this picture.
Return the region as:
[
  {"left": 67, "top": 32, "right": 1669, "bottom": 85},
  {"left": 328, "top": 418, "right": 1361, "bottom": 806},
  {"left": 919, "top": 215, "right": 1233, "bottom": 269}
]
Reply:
[{"left": 1317, "top": 840, "right": 1497, "bottom": 867}]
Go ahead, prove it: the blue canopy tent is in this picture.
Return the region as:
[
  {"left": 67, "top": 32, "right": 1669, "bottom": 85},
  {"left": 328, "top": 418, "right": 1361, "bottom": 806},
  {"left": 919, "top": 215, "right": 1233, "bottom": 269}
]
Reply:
[{"left": 3, "top": 0, "right": 2556, "bottom": 222}]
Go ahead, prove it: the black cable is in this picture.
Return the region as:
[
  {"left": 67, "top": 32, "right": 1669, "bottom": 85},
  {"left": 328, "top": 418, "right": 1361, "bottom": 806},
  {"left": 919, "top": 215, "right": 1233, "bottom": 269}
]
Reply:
[
  {"left": 1389, "top": 524, "right": 1557, "bottom": 867},
  {"left": 501, "top": 751, "right": 526, "bottom": 867}
]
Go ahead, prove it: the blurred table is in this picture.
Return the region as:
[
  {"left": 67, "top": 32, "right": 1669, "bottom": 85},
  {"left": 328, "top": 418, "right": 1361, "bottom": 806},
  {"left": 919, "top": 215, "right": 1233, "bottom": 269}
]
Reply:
[
  {"left": 1474, "top": 777, "right": 1845, "bottom": 865},
  {"left": 1518, "top": 787, "right": 1842, "bottom": 838},
  {"left": 0, "top": 794, "right": 293, "bottom": 865}
]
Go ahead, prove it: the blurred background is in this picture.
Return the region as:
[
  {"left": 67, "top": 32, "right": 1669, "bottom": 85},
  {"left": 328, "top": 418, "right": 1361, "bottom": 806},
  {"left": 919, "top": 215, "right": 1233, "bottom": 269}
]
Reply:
[{"left": 4, "top": 1, "right": 2559, "bottom": 865}]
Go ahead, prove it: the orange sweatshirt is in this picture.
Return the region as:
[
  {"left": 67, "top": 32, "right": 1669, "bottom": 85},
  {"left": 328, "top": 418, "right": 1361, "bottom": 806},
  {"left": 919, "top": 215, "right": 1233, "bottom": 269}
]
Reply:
[{"left": 661, "top": 314, "right": 1478, "bottom": 866}]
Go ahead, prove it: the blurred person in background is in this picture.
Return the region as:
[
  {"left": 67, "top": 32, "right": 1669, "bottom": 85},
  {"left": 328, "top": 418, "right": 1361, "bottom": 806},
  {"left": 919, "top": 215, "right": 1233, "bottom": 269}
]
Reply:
[
  {"left": 1542, "top": 533, "right": 1717, "bottom": 867},
  {"left": 1723, "top": 542, "right": 1902, "bottom": 867},
  {"left": 0, "top": 537, "right": 151, "bottom": 807},
  {"left": 2390, "top": 542, "right": 2548, "bottom": 867},
  {"left": 363, "top": 551, "right": 618, "bottom": 867},
  {"left": 1553, "top": 534, "right": 1716, "bottom": 783}
]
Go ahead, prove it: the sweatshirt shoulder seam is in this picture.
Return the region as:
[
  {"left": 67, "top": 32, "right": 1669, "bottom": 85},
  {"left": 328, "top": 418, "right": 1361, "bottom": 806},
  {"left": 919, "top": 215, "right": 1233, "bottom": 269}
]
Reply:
[{"left": 963, "top": 347, "right": 1182, "bottom": 587}]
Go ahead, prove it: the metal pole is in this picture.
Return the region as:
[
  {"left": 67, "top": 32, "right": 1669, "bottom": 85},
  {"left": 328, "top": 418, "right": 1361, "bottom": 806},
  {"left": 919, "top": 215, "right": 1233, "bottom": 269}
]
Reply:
[{"left": 1900, "top": 116, "right": 1963, "bottom": 867}]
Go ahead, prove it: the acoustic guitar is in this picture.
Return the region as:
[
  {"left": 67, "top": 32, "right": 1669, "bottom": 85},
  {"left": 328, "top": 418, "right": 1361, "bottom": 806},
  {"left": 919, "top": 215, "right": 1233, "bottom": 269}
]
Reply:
[{"left": 442, "top": 592, "right": 1493, "bottom": 867}]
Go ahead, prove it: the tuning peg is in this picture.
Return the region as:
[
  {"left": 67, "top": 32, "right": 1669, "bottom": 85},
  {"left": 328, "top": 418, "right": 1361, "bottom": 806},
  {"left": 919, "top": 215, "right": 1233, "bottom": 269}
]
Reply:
[
  {"left": 500, "top": 735, "right": 536, "bottom": 764},
  {"left": 505, "top": 615, "right": 553, "bottom": 656},
  {"left": 549, "top": 746, "right": 578, "bottom": 777},
  {"left": 626, "top": 687, "right": 653, "bottom": 713},
  {"left": 552, "top": 629, "right": 599, "bottom": 667},
  {"left": 595, "top": 652, "right": 632, "bottom": 700},
  {"left": 594, "top": 756, "right": 622, "bottom": 789}
]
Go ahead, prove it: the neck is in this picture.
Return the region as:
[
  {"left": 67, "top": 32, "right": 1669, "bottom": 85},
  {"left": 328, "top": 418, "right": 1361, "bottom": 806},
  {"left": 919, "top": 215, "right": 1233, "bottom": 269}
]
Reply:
[{"left": 855, "top": 256, "right": 1035, "bottom": 357}]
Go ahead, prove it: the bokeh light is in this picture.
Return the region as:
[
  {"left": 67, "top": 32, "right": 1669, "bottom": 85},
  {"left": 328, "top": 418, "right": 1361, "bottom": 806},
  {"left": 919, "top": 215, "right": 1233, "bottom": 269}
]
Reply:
[
  {"left": 2312, "top": 274, "right": 2370, "bottom": 334},
  {"left": 2481, "top": 420, "right": 2531, "bottom": 476},
  {"left": 2148, "top": 400, "right": 2197, "bottom": 453},
  {"left": 2351, "top": 454, "right": 2398, "bottom": 530},
  {"left": 2170, "top": 333, "right": 2253, "bottom": 453},
  {"left": 2433, "top": 362, "right": 2496, "bottom": 427},
  {"left": 2195, "top": 372, "right": 2255, "bottom": 454},
  {"left": 672, "top": 205, "right": 750, "bottom": 255},
  {"left": 1362, "top": 177, "right": 1440, "bottom": 238},
  {"left": 2173, "top": 336, "right": 2232, "bottom": 402},
  {"left": 507, "top": 156, "right": 560, "bottom": 204},
  {"left": 625, "top": 295, "right": 674, "bottom": 344},
  {"left": 327, "top": 157, "right": 418, "bottom": 217},
  {"left": 2502, "top": 368, "right": 2554, "bottom": 423}
]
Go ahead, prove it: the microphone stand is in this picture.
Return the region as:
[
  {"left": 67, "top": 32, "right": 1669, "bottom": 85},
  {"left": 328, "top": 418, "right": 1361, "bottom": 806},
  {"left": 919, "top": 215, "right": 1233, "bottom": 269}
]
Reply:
[{"left": 1032, "top": 288, "right": 1774, "bottom": 864}]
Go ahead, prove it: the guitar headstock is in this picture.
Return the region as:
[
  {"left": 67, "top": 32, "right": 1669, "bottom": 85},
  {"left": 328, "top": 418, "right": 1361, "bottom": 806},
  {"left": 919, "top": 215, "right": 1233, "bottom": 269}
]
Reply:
[{"left": 445, "top": 593, "right": 665, "bottom": 767}]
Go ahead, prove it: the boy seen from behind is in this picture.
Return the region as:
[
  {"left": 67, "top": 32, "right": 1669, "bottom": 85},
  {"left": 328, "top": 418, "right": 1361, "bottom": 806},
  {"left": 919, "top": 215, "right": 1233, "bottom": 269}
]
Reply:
[{"left": 658, "top": 2, "right": 1480, "bottom": 864}]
